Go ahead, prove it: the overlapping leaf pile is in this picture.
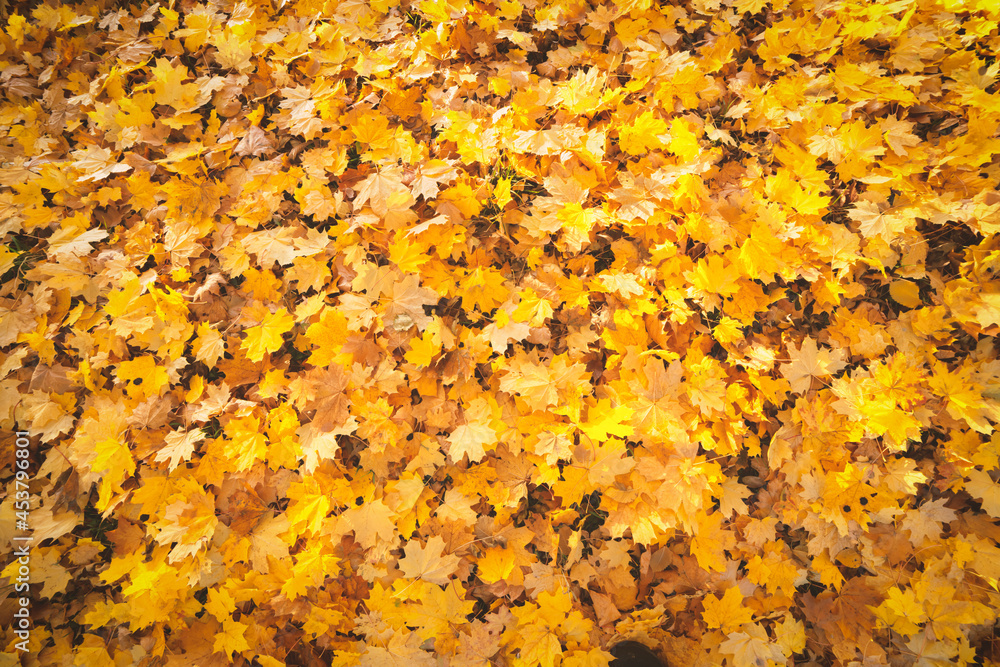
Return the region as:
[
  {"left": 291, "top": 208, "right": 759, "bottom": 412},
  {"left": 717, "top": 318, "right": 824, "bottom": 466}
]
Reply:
[{"left": 2, "top": 0, "right": 1000, "bottom": 664}]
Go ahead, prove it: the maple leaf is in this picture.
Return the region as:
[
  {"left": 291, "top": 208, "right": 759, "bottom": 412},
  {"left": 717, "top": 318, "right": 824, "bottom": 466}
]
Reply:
[
  {"left": 405, "top": 319, "right": 442, "bottom": 367},
  {"left": 213, "top": 617, "right": 251, "bottom": 658},
  {"left": 499, "top": 355, "right": 560, "bottom": 407},
  {"left": 619, "top": 110, "right": 668, "bottom": 156},
  {"left": 483, "top": 307, "right": 531, "bottom": 353},
  {"left": 580, "top": 399, "right": 635, "bottom": 442},
  {"left": 685, "top": 255, "right": 740, "bottom": 309},
  {"left": 405, "top": 581, "right": 478, "bottom": 645},
  {"left": 192, "top": 322, "right": 225, "bottom": 368},
  {"left": 154, "top": 428, "right": 205, "bottom": 470},
  {"left": 354, "top": 167, "right": 409, "bottom": 218},
  {"left": 689, "top": 512, "right": 735, "bottom": 574},
  {"left": 285, "top": 476, "right": 331, "bottom": 537},
  {"left": 578, "top": 438, "right": 635, "bottom": 487},
  {"left": 399, "top": 535, "right": 461, "bottom": 585},
  {"left": 116, "top": 356, "right": 170, "bottom": 399},
  {"left": 337, "top": 499, "right": 397, "bottom": 550},
  {"left": 46, "top": 227, "right": 108, "bottom": 258},
  {"left": 242, "top": 228, "right": 304, "bottom": 268},
  {"left": 242, "top": 308, "right": 294, "bottom": 362},
  {"left": 454, "top": 619, "right": 503, "bottom": 666},
  {"left": 477, "top": 545, "right": 518, "bottom": 584},
  {"left": 435, "top": 490, "right": 479, "bottom": 526},
  {"left": 356, "top": 628, "right": 435, "bottom": 665},
  {"left": 461, "top": 266, "right": 509, "bottom": 313},
  {"left": 875, "top": 586, "right": 927, "bottom": 635},
  {"left": 965, "top": 469, "right": 1000, "bottom": 518},
  {"left": 92, "top": 437, "right": 136, "bottom": 511},
  {"left": 448, "top": 422, "right": 495, "bottom": 464},
  {"left": 668, "top": 118, "right": 702, "bottom": 162},
  {"left": 381, "top": 272, "right": 439, "bottom": 331},
  {"left": 212, "top": 31, "right": 254, "bottom": 72},
  {"left": 719, "top": 623, "right": 786, "bottom": 667},
  {"left": 72, "top": 635, "right": 114, "bottom": 665},
  {"left": 928, "top": 364, "right": 993, "bottom": 434},
  {"left": 717, "top": 478, "right": 752, "bottom": 518},
  {"left": 409, "top": 161, "right": 460, "bottom": 200},
  {"left": 780, "top": 337, "right": 847, "bottom": 394},
  {"left": 881, "top": 116, "right": 922, "bottom": 156},
  {"left": 204, "top": 587, "right": 238, "bottom": 622},
  {"left": 702, "top": 587, "right": 754, "bottom": 634},
  {"left": 297, "top": 420, "right": 350, "bottom": 474},
  {"left": 774, "top": 615, "right": 806, "bottom": 656},
  {"left": 71, "top": 146, "right": 132, "bottom": 182},
  {"left": 248, "top": 514, "right": 290, "bottom": 574},
  {"left": 848, "top": 201, "right": 915, "bottom": 244}
]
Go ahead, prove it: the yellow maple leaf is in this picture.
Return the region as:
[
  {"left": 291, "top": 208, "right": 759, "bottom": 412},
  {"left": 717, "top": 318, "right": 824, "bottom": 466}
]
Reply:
[
  {"left": 154, "top": 428, "right": 205, "bottom": 471},
  {"left": 668, "top": 118, "right": 702, "bottom": 162},
  {"left": 337, "top": 499, "right": 397, "bottom": 549},
  {"left": 448, "top": 422, "right": 495, "bottom": 464},
  {"left": 719, "top": 623, "right": 786, "bottom": 667},
  {"left": 116, "top": 356, "right": 169, "bottom": 399},
  {"left": 875, "top": 586, "right": 927, "bottom": 635},
  {"left": 580, "top": 399, "right": 635, "bottom": 442},
  {"left": 689, "top": 512, "right": 735, "bottom": 574},
  {"left": 399, "top": 535, "right": 461, "bottom": 585},
  {"left": 966, "top": 469, "right": 1000, "bottom": 518},
  {"left": 779, "top": 337, "right": 847, "bottom": 394},
  {"left": 618, "top": 110, "right": 668, "bottom": 156},
  {"left": 242, "top": 307, "right": 294, "bottom": 362},
  {"left": 193, "top": 322, "right": 225, "bottom": 368},
  {"left": 702, "top": 587, "right": 754, "bottom": 634},
  {"left": 213, "top": 617, "right": 251, "bottom": 658},
  {"left": 685, "top": 255, "right": 740, "bottom": 309},
  {"left": 405, "top": 318, "right": 442, "bottom": 368},
  {"left": 93, "top": 437, "right": 135, "bottom": 511},
  {"left": 462, "top": 266, "right": 509, "bottom": 313},
  {"left": 774, "top": 615, "right": 806, "bottom": 656},
  {"left": 285, "top": 476, "right": 331, "bottom": 537},
  {"left": 204, "top": 587, "right": 237, "bottom": 622},
  {"left": 477, "top": 545, "right": 518, "bottom": 584}
]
